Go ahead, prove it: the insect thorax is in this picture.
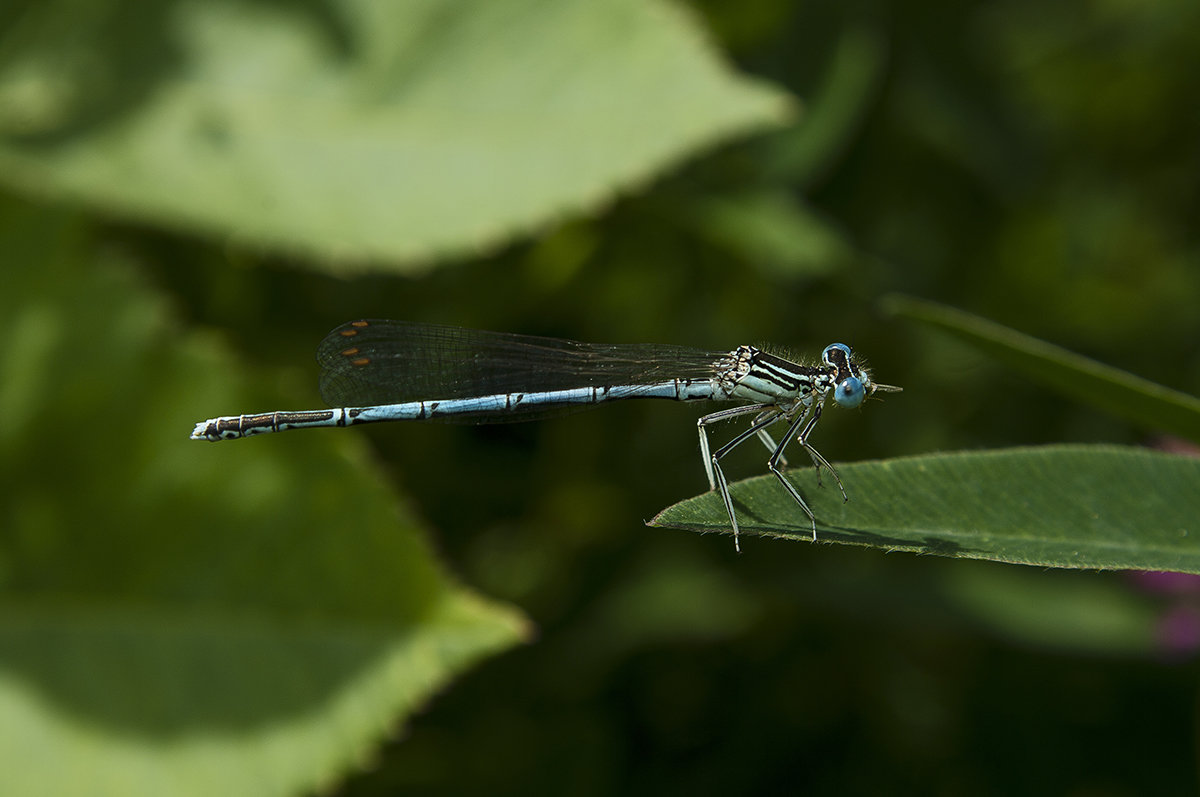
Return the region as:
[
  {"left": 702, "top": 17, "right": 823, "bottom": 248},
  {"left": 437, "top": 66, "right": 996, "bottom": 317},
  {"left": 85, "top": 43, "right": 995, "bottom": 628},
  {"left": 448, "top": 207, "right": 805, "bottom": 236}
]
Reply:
[{"left": 716, "top": 345, "right": 832, "bottom": 404}]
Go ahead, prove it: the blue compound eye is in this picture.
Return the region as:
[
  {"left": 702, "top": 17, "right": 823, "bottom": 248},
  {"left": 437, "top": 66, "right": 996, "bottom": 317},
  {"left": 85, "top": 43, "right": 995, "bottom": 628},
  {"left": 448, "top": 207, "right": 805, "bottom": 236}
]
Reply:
[
  {"left": 822, "top": 343, "right": 852, "bottom": 366},
  {"left": 834, "top": 376, "right": 866, "bottom": 408}
]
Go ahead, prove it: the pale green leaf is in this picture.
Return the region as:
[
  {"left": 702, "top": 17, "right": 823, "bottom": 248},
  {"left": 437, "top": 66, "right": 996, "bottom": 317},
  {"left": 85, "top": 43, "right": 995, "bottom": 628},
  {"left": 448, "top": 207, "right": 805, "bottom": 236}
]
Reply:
[
  {"left": 0, "top": 0, "right": 794, "bottom": 270},
  {"left": 0, "top": 198, "right": 529, "bottom": 796}
]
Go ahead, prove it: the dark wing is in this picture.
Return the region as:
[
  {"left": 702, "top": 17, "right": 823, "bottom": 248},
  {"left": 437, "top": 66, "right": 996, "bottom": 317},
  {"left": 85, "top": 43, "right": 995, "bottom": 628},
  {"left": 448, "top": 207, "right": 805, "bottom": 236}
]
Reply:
[{"left": 317, "top": 320, "right": 724, "bottom": 414}]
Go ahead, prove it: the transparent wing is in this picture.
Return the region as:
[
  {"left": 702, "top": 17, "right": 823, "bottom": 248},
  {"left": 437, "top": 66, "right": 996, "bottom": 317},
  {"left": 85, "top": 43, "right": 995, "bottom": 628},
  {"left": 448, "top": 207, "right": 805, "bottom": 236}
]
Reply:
[{"left": 316, "top": 320, "right": 725, "bottom": 420}]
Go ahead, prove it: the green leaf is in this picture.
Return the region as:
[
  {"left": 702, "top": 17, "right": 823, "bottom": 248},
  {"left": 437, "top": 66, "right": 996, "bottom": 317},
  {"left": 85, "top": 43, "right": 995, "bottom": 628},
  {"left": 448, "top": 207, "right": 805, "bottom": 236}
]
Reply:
[
  {"left": 882, "top": 294, "right": 1200, "bottom": 442},
  {"left": 650, "top": 445, "right": 1200, "bottom": 573},
  {"left": 0, "top": 197, "right": 529, "bottom": 796},
  {"left": 0, "top": 0, "right": 794, "bottom": 271}
]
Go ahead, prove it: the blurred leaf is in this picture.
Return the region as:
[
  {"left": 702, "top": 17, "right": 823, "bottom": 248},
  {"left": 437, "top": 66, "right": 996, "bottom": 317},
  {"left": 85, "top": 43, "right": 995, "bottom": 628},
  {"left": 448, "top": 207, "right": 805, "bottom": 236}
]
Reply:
[
  {"left": 0, "top": 197, "right": 528, "bottom": 796},
  {"left": 765, "top": 23, "right": 888, "bottom": 186},
  {"left": 585, "top": 550, "right": 762, "bottom": 648},
  {"left": 0, "top": 0, "right": 794, "bottom": 270},
  {"left": 883, "top": 295, "right": 1200, "bottom": 442},
  {"left": 651, "top": 445, "right": 1200, "bottom": 573},
  {"left": 685, "top": 189, "right": 849, "bottom": 277},
  {"left": 942, "top": 562, "right": 1157, "bottom": 655}
]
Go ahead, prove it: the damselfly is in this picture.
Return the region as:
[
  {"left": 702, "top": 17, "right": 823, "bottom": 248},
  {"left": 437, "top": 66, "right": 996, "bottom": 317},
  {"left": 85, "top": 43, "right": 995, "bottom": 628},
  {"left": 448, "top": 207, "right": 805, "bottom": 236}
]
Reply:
[{"left": 192, "top": 320, "right": 900, "bottom": 550}]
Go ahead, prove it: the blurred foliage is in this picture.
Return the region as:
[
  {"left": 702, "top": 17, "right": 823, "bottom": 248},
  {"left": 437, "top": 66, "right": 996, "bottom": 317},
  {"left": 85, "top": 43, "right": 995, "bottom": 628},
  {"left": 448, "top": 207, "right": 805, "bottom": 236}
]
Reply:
[
  {"left": 2, "top": 0, "right": 1199, "bottom": 795},
  {"left": 0, "top": 194, "right": 529, "bottom": 795},
  {"left": 0, "top": 0, "right": 791, "bottom": 267},
  {"left": 886, "top": 294, "right": 1200, "bottom": 442}
]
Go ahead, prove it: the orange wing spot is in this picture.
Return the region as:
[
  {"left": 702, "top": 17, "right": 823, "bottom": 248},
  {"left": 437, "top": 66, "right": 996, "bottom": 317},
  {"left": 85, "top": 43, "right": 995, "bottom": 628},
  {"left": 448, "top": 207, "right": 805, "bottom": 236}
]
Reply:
[
  {"left": 339, "top": 329, "right": 358, "bottom": 337},
  {"left": 350, "top": 320, "right": 370, "bottom": 328},
  {"left": 350, "top": 357, "right": 370, "bottom": 367},
  {"left": 340, "top": 347, "right": 360, "bottom": 356}
]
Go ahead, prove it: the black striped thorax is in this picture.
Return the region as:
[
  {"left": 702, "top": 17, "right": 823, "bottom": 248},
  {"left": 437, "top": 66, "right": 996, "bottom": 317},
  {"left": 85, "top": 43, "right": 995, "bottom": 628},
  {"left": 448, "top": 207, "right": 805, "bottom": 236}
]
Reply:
[{"left": 716, "top": 345, "right": 834, "bottom": 404}]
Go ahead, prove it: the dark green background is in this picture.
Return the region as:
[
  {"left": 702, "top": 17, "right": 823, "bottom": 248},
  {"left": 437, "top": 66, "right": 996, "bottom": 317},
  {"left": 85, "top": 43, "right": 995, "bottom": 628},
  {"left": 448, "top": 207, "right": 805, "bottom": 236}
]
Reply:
[{"left": 6, "top": 0, "right": 1200, "bottom": 794}]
